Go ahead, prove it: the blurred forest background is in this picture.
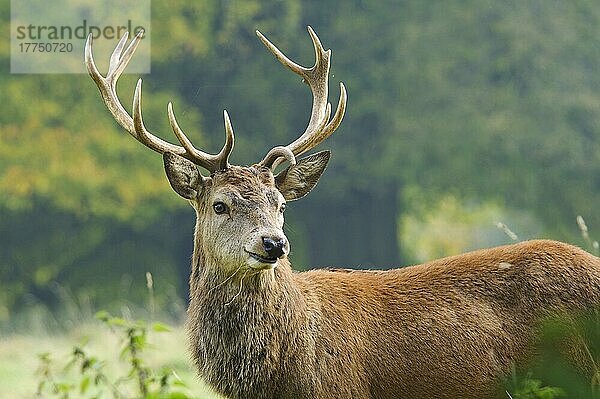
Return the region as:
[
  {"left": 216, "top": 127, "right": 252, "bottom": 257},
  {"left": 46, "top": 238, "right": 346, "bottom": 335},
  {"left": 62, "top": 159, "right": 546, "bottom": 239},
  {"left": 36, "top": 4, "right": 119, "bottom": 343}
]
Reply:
[{"left": 2, "top": 0, "right": 600, "bottom": 329}]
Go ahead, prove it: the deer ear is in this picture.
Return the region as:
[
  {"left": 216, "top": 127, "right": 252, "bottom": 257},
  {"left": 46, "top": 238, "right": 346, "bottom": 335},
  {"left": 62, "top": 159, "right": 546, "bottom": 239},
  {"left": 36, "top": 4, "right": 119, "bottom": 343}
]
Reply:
[
  {"left": 275, "top": 151, "right": 330, "bottom": 201},
  {"left": 163, "top": 152, "right": 205, "bottom": 200}
]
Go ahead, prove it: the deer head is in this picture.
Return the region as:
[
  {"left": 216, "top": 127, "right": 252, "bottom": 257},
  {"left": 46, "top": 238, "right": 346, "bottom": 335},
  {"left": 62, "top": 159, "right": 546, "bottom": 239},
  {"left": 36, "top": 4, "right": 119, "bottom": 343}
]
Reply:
[{"left": 85, "top": 27, "right": 346, "bottom": 273}]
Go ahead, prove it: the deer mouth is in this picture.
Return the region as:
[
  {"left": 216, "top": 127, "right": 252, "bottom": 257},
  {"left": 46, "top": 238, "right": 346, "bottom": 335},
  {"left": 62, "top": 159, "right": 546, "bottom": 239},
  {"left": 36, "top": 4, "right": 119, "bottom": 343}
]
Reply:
[{"left": 245, "top": 250, "right": 278, "bottom": 265}]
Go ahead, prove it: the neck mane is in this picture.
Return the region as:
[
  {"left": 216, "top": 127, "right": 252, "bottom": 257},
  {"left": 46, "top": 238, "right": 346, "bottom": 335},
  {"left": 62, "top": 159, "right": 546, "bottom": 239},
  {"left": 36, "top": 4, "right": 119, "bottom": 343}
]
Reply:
[{"left": 186, "top": 236, "right": 314, "bottom": 399}]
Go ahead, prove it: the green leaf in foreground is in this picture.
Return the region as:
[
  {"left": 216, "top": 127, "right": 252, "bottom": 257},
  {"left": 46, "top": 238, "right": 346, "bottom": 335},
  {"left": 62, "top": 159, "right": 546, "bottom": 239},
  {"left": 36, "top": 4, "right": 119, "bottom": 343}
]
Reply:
[
  {"left": 36, "top": 311, "right": 198, "bottom": 399},
  {"left": 152, "top": 322, "right": 172, "bottom": 332}
]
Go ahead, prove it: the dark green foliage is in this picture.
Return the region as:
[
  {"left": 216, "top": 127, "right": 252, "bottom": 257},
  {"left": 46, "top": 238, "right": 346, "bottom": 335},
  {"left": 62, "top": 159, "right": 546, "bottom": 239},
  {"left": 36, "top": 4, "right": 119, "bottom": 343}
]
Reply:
[
  {"left": 36, "top": 311, "right": 197, "bottom": 399},
  {"left": 505, "top": 308, "right": 600, "bottom": 398},
  {"left": 532, "top": 310, "right": 600, "bottom": 398},
  {"left": 506, "top": 375, "right": 565, "bottom": 399},
  {"left": 0, "top": 204, "right": 192, "bottom": 324}
]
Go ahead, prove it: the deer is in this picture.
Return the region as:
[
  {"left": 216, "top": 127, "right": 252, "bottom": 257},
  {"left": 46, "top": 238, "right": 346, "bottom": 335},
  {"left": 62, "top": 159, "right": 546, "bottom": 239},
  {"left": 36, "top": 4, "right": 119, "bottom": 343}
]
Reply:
[{"left": 84, "top": 27, "right": 600, "bottom": 399}]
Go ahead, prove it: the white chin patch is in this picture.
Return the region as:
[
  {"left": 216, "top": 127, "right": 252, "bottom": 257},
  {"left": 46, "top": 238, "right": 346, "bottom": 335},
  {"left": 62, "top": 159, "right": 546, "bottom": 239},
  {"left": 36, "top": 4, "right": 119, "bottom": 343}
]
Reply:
[{"left": 248, "top": 257, "right": 277, "bottom": 270}]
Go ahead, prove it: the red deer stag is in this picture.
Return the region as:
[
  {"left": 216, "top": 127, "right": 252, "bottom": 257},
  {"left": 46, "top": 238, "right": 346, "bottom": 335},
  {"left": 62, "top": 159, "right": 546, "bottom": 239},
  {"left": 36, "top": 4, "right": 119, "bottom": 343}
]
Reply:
[{"left": 85, "top": 27, "right": 600, "bottom": 399}]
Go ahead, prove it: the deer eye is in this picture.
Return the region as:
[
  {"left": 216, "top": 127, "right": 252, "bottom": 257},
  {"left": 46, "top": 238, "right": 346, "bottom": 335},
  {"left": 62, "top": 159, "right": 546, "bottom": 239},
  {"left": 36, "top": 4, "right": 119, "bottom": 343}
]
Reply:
[
  {"left": 279, "top": 203, "right": 286, "bottom": 213},
  {"left": 213, "top": 202, "right": 229, "bottom": 215}
]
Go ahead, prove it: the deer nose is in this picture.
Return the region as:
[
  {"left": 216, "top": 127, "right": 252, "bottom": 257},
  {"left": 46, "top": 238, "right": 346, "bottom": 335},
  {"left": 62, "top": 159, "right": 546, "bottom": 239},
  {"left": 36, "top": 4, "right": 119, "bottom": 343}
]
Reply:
[{"left": 262, "top": 236, "right": 287, "bottom": 259}]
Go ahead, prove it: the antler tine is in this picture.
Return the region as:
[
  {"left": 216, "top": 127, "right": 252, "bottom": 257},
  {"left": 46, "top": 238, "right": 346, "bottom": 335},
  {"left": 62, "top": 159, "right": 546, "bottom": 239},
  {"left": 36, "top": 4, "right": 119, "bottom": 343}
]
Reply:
[
  {"left": 256, "top": 26, "right": 347, "bottom": 170},
  {"left": 293, "top": 82, "right": 347, "bottom": 156},
  {"left": 85, "top": 31, "right": 233, "bottom": 173},
  {"left": 167, "top": 104, "right": 235, "bottom": 171},
  {"left": 265, "top": 103, "right": 331, "bottom": 170},
  {"left": 132, "top": 79, "right": 187, "bottom": 156},
  {"left": 220, "top": 110, "right": 235, "bottom": 169}
]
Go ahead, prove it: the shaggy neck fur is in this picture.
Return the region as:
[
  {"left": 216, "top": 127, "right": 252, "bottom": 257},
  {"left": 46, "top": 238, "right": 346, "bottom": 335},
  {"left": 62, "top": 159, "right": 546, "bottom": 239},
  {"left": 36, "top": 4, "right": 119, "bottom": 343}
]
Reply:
[{"left": 186, "top": 224, "right": 316, "bottom": 399}]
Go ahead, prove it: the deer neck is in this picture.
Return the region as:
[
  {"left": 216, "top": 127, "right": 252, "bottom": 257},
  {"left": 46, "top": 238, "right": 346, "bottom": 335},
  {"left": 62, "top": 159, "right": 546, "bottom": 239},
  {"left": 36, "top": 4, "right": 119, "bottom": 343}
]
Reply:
[{"left": 186, "top": 234, "right": 312, "bottom": 398}]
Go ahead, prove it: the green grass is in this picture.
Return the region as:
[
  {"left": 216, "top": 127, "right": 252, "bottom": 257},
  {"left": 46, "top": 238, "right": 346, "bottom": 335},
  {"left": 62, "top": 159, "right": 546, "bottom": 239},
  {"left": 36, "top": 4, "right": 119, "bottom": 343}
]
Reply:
[{"left": 0, "top": 318, "right": 222, "bottom": 399}]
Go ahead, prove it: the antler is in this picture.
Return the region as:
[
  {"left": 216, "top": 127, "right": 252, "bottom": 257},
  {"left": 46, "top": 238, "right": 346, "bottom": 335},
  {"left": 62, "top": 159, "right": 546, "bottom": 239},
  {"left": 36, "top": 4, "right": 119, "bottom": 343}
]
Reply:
[
  {"left": 84, "top": 30, "right": 234, "bottom": 173},
  {"left": 257, "top": 26, "right": 347, "bottom": 170}
]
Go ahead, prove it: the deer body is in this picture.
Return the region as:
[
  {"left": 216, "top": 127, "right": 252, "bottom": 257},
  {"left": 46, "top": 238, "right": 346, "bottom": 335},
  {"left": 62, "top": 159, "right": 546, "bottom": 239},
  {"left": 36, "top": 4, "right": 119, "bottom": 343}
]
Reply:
[
  {"left": 189, "top": 234, "right": 600, "bottom": 399},
  {"left": 85, "top": 28, "right": 600, "bottom": 399}
]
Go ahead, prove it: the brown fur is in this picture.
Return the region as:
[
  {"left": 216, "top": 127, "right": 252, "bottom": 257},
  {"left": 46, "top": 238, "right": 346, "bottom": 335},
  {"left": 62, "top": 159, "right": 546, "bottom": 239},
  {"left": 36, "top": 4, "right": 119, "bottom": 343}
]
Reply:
[{"left": 180, "top": 166, "right": 600, "bottom": 399}]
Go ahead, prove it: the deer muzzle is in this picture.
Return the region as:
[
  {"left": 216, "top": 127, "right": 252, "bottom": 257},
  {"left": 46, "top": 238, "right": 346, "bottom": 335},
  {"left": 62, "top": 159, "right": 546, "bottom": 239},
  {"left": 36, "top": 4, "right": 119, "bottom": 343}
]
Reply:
[{"left": 245, "top": 232, "right": 289, "bottom": 269}]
